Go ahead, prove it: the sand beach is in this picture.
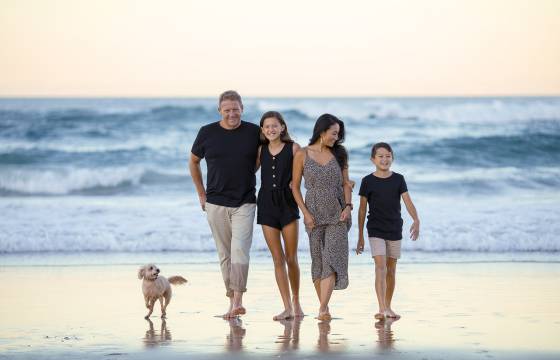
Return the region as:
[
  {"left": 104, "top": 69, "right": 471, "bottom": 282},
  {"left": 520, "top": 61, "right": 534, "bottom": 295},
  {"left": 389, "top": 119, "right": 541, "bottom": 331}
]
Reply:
[{"left": 1, "top": 253, "right": 559, "bottom": 359}]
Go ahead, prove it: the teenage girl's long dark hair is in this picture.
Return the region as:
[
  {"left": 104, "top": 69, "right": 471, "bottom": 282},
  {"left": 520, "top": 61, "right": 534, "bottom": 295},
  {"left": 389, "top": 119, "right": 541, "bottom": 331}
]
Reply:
[
  {"left": 309, "top": 113, "right": 348, "bottom": 169},
  {"left": 259, "top": 111, "right": 294, "bottom": 144}
]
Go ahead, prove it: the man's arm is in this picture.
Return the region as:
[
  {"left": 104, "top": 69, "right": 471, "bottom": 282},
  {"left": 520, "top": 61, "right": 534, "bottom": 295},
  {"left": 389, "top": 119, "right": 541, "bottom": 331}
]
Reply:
[{"left": 189, "top": 152, "right": 206, "bottom": 211}]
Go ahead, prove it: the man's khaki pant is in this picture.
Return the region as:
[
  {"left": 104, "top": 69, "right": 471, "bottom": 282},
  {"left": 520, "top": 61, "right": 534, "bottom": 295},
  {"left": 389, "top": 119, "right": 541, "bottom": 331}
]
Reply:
[{"left": 206, "top": 202, "right": 255, "bottom": 297}]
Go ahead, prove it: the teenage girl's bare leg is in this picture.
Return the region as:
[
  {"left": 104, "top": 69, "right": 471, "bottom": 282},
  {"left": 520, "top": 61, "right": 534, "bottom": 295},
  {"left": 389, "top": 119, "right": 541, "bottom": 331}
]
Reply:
[
  {"left": 263, "top": 225, "right": 293, "bottom": 320},
  {"left": 282, "top": 220, "right": 304, "bottom": 317},
  {"left": 385, "top": 257, "right": 400, "bottom": 318},
  {"left": 374, "top": 255, "right": 388, "bottom": 319}
]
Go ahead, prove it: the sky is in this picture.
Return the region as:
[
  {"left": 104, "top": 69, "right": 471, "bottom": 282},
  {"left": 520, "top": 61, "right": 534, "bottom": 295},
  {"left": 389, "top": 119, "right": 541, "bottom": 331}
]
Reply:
[{"left": 1, "top": 0, "right": 559, "bottom": 97}]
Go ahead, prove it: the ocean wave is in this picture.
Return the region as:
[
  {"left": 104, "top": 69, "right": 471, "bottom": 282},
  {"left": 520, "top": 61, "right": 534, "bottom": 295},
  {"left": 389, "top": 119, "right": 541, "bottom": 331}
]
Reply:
[
  {"left": 364, "top": 98, "right": 560, "bottom": 123},
  {"left": 0, "top": 167, "right": 187, "bottom": 195},
  {"left": 351, "top": 132, "right": 560, "bottom": 168}
]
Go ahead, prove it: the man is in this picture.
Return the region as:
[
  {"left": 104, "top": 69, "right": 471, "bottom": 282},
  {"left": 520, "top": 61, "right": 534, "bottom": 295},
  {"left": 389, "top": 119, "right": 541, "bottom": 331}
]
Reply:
[{"left": 189, "top": 90, "right": 260, "bottom": 318}]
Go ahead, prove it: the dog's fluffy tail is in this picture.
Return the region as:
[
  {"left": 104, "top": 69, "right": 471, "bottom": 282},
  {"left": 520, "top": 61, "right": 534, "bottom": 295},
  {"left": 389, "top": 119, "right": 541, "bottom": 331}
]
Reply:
[{"left": 168, "top": 276, "right": 188, "bottom": 285}]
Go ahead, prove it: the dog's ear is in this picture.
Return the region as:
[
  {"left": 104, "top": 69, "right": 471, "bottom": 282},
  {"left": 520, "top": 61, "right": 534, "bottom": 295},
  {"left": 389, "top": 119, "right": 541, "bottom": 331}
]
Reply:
[{"left": 138, "top": 267, "right": 145, "bottom": 280}]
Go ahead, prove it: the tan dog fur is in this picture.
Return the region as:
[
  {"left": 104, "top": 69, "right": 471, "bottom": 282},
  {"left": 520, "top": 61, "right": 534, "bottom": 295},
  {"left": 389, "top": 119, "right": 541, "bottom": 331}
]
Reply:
[{"left": 138, "top": 263, "right": 187, "bottom": 319}]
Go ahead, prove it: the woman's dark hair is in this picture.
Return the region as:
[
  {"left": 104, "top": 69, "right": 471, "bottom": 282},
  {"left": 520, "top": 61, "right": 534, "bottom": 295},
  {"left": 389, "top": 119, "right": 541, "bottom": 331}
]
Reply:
[
  {"left": 309, "top": 113, "right": 348, "bottom": 169},
  {"left": 371, "top": 142, "right": 394, "bottom": 158},
  {"left": 259, "top": 111, "right": 294, "bottom": 144}
]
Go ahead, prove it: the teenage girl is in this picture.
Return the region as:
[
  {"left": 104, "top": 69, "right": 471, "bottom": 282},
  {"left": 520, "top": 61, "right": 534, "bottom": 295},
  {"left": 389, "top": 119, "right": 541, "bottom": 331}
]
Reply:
[{"left": 257, "top": 111, "right": 304, "bottom": 320}]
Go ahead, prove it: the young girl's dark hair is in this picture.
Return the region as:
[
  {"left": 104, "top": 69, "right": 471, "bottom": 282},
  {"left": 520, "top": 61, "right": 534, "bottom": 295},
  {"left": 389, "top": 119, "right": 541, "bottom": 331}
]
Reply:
[
  {"left": 309, "top": 113, "right": 348, "bottom": 170},
  {"left": 259, "top": 111, "right": 294, "bottom": 144},
  {"left": 371, "top": 142, "right": 394, "bottom": 158}
]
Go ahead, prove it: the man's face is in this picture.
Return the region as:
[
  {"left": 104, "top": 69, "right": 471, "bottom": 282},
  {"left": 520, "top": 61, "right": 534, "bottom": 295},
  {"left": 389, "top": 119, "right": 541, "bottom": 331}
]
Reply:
[{"left": 218, "top": 100, "right": 243, "bottom": 129}]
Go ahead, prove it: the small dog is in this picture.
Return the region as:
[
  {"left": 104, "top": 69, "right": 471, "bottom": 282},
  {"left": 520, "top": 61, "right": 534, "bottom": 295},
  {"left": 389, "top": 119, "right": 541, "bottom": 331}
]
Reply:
[{"left": 138, "top": 263, "right": 187, "bottom": 319}]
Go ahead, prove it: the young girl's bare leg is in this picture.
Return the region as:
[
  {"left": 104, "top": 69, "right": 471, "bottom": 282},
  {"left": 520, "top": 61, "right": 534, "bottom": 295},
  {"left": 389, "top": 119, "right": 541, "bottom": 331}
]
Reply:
[
  {"left": 282, "top": 220, "right": 304, "bottom": 317},
  {"left": 263, "top": 225, "right": 293, "bottom": 320},
  {"left": 374, "top": 255, "right": 388, "bottom": 319},
  {"left": 385, "top": 257, "right": 400, "bottom": 318}
]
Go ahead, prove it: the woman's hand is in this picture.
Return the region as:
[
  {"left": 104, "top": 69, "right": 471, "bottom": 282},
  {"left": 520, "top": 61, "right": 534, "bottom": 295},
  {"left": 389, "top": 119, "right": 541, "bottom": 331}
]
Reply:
[
  {"left": 303, "top": 212, "right": 316, "bottom": 231},
  {"left": 339, "top": 206, "right": 351, "bottom": 222}
]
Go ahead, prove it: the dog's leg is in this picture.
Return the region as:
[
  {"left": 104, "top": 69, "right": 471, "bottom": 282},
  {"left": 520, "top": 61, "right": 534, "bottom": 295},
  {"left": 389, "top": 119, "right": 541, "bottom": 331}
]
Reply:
[
  {"left": 145, "top": 299, "right": 155, "bottom": 319},
  {"left": 159, "top": 296, "right": 166, "bottom": 318},
  {"left": 144, "top": 295, "right": 150, "bottom": 309},
  {"left": 162, "top": 291, "right": 172, "bottom": 318}
]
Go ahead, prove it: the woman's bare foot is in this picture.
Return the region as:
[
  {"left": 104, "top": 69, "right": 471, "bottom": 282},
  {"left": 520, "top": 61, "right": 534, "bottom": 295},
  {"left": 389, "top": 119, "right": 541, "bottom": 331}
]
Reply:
[
  {"left": 273, "top": 308, "right": 294, "bottom": 321},
  {"left": 292, "top": 299, "right": 304, "bottom": 318},
  {"left": 385, "top": 308, "right": 400, "bottom": 318},
  {"left": 317, "top": 312, "right": 332, "bottom": 321}
]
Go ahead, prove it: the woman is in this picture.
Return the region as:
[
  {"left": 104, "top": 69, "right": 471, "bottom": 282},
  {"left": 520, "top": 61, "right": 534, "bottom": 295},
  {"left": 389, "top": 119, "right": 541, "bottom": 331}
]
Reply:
[{"left": 291, "top": 113, "right": 352, "bottom": 321}]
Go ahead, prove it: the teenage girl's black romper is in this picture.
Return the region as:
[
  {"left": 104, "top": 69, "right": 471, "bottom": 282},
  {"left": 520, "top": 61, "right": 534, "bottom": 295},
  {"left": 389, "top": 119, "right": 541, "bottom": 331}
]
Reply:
[{"left": 257, "top": 143, "right": 300, "bottom": 230}]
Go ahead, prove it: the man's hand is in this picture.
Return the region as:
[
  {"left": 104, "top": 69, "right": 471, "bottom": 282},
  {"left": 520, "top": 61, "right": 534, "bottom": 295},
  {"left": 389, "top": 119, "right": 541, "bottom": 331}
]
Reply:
[{"left": 198, "top": 193, "right": 207, "bottom": 211}]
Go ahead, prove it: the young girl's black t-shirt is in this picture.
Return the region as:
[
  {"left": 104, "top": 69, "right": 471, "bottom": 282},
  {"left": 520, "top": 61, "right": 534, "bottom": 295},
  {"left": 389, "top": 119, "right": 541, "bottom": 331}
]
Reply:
[{"left": 359, "top": 172, "right": 408, "bottom": 240}]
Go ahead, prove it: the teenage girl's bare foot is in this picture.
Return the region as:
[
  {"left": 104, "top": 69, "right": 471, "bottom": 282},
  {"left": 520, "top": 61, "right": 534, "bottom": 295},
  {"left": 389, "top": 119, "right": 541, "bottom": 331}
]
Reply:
[
  {"left": 293, "top": 300, "right": 305, "bottom": 318},
  {"left": 273, "top": 308, "right": 294, "bottom": 321},
  {"left": 385, "top": 308, "right": 400, "bottom": 318}
]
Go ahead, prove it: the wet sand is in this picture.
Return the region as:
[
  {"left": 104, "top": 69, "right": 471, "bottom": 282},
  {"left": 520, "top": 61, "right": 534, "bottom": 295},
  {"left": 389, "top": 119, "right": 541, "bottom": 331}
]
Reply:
[{"left": 1, "top": 256, "right": 559, "bottom": 359}]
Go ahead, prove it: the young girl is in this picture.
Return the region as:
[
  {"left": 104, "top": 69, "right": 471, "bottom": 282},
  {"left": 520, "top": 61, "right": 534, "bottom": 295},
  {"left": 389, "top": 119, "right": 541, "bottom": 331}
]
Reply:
[
  {"left": 292, "top": 113, "right": 352, "bottom": 321},
  {"left": 356, "top": 142, "right": 420, "bottom": 320},
  {"left": 257, "top": 111, "right": 304, "bottom": 320}
]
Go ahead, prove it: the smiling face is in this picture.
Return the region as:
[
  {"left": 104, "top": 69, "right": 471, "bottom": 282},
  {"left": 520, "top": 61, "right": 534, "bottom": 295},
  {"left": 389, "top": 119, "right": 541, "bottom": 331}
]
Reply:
[
  {"left": 218, "top": 99, "right": 243, "bottom": 129},
  {"left": 321, "top": 123, "right": 340, "bottom": 147},
  {"left": 372, "top": 147, "right": 393, "bottom": 171},
  {"left": 261, "top": 117, "right": 285, "bottom": 143}
]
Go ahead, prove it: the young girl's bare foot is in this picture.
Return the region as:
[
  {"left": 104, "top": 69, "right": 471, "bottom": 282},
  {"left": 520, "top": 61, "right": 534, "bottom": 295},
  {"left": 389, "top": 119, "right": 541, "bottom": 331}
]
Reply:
[
  {"left": 317, "top": 311, "right": 331, "bottom": 321},
  {"left": 292, "top": 299, "right": 304, "bottom": 318},
  {"left": 385, "top": 308, "right": 400, "bottom": 318},
  {"left": 374, "top": 311, "right": 386, "bottom": 320},
  {"left": 273, "top": 308, "right": 294, "bottom": 321}
]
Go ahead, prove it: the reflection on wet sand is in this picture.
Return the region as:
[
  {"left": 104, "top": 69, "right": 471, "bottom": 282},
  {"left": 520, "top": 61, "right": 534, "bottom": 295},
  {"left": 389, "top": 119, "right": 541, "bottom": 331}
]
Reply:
[
  {"left": 226, "top": 318, "right": 246, "bottom": 352},
  {"left": 375, "top": 317, "right": 399, "bottom": 351},
  {"left": 275, "top": 317, "right": 302, "bottom": 352},
  {"left": 317, "top": 320, "right": 331, "bottom": 352},
  {"left": 143, "top": 319, "right": 171, "bottom": 348}
]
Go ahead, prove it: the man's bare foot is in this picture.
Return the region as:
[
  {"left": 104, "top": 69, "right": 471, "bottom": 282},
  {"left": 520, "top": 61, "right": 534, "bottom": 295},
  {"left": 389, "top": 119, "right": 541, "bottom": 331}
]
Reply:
[
  {"left": 293, "top": 300, "right": 304, "bottom": 318},
  {"left": 222, "top": 311, "right": 234, "bottom": 319},
  {"left": 385, "top": 308, "right": 400, "bottom": 318},
  {"left": 231, "top": 306, "right": 246, "bottom": 316},
  {"left": 273, "top": 309, "right": 294, "bottom": 321}
]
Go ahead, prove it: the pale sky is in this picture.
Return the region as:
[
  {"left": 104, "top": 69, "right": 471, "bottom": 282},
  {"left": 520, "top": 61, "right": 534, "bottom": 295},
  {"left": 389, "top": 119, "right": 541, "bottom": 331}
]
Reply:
[{"left": 1, "top": 0, "right": 559, "bottom": 96}]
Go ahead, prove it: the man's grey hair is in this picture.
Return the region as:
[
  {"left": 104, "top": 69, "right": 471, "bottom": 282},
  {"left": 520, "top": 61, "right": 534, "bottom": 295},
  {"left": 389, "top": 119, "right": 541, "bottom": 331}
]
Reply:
[{"left": 218, "top": 90, "right": 243, "bottom": 109}]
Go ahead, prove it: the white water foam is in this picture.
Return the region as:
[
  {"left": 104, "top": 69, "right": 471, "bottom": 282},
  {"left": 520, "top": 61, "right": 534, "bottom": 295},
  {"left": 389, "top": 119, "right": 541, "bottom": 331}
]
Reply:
[
  {"left": 0, "top": 167, "right": 148, "bottom": 194},
  {"left": 1, "top": 193, "right": 558, "bottom": 253}
]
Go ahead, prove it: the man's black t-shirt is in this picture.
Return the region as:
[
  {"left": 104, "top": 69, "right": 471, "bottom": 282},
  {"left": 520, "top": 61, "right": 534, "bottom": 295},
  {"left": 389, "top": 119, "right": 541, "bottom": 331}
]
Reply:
[
  {"left": 359, "top": 172, "right": 408, "bottom": 240},
  {"left": 191, "top": 121, "right": 260, "bottom": 207}
]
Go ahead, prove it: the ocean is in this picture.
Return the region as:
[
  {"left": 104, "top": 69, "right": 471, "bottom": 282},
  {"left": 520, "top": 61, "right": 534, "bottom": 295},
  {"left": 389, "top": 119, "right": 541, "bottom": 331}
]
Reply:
[{"left": 1, "top": 97, "right": 559, "bottom": 262}]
